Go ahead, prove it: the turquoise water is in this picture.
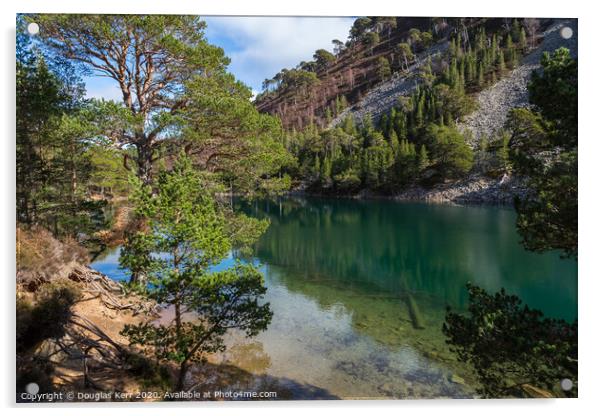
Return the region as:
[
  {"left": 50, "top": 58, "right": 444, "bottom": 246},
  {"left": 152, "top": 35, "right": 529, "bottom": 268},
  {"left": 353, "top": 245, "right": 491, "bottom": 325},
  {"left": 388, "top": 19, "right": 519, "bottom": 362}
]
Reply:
[{"left": 91, "top": 197, "right": 577, "bottom": 399}]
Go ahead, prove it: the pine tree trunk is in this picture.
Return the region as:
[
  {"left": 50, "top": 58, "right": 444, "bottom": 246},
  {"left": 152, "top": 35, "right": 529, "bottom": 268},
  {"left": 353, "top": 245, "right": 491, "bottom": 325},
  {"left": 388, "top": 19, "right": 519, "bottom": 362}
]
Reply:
[
  {"left": 176, "top": 361, "right": 188, "bottom": 392},
  {"left": 136, "top": 139, "right": 154, "bottom": 186}
]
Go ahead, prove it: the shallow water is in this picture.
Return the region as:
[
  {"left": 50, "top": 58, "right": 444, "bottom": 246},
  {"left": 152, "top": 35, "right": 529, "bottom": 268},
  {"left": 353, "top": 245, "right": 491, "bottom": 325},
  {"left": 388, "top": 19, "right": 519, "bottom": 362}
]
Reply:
[{"left": 91, "top": 197, "right": 577, "bottom": 399}]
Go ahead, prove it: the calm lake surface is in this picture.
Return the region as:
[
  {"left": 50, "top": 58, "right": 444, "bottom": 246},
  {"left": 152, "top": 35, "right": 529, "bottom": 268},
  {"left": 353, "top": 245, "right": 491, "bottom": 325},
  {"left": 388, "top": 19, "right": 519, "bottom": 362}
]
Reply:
[{"left": 91, "top": 197, "right": 577, "bottom": 399}]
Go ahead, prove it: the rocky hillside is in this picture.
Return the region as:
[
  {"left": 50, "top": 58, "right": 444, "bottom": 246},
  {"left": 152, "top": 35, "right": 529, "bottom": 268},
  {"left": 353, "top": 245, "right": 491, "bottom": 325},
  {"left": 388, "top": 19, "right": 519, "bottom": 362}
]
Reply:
[
  {"left": 334, "top": 18, "right": 577, "bottom": 143},
  {"left": 328, "top": 39, "right": 450, "bottom": 128},
  {"left": 391, "top": 19, "right": 577, "bottom": 204},
  {"left": 256, "top": 17, "right": 577, "bottom": 205},
  {"left": 254, "top": 17, "right": 562, "bottom": 132},
  {"left": 255, "top": 17, "right": 512, "bottom": 130},
  {"left": 459, "top": 19, "right": 577, "bottom": 146}
]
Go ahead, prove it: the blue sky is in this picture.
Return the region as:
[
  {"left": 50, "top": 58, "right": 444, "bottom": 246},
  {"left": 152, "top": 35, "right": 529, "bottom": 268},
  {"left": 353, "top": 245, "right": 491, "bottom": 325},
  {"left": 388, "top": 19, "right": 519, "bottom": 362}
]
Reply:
[{"left": 84, "top": 16, "right": 354, "bottom": 101}]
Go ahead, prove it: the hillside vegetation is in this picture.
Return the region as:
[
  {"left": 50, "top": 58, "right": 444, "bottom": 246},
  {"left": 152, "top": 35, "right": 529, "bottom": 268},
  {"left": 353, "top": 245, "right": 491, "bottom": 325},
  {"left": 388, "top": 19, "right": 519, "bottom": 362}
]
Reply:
[
  {"left": 256, "top": 17, "right": 552, "bottom": 131},
  {"left": 255, "top": 17, "right": 577, "bottom": 205}
]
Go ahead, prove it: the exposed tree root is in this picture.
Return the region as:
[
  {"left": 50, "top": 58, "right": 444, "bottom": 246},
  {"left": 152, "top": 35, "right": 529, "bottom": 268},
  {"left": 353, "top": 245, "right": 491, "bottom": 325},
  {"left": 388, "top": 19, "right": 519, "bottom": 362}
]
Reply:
[{"left": 68, "top": 265, "right": 159, "bottom": 316}]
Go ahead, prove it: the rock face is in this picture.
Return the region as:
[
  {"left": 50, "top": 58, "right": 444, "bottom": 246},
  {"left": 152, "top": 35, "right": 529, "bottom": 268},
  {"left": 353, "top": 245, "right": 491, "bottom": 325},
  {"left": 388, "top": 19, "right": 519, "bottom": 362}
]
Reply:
[{"left": 459, "top": 19, "right": 578, "bottom": 146}]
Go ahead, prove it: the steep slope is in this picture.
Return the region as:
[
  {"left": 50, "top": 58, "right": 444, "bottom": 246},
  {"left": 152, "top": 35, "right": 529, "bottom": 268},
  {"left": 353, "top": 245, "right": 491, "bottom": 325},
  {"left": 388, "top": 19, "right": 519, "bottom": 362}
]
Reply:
[
  {"left": 333, "top": 18, "right": 577, "bottom": 139},
  {"left": 255, "top": 17, "right": 560, "bottom": 132},
  {"left": 328, "top": 40, "right": 450, "bottom": 127},
  {"left": 459, "top": 19, "right": 578, "bottom": 145},
  {"left": 255, "top": 17, "right": 492, "bottom": 130},
  {"left": 257, "top": 17, "right": 577, "bottom": 204},
  {"left": 391, "top": 19, "right": 577, "bottom": 204}
]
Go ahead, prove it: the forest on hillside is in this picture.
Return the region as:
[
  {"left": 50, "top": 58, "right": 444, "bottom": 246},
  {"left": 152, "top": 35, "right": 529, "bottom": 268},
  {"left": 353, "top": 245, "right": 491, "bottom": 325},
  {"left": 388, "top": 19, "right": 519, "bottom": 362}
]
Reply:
[
  {"left": 255, "top": 18, "right": 575, "bottom": 215},
  {"left": 256, "top": 17, "right": 540, "bottom": 127}
]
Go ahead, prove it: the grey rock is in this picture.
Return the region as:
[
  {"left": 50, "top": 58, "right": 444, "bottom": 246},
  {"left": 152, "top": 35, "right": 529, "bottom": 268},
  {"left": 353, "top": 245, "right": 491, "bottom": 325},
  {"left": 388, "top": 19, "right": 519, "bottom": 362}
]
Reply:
[{"left": 393, "top": 173, "right": 530, "bottom": 205}]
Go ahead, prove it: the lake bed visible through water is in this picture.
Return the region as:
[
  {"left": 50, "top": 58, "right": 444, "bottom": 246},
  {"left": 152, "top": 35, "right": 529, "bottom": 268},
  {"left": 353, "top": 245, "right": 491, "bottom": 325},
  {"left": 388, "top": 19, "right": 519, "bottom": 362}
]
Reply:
[{"left": 91, "top": 197, "right": 577, "bottom": 399}]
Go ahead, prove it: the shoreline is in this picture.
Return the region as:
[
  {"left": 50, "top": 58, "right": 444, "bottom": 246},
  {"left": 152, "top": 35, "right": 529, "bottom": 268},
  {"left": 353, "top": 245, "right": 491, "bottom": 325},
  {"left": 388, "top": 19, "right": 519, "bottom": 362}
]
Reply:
[{"left": 284, "top": 174, "right": 528, "bottom": 207}]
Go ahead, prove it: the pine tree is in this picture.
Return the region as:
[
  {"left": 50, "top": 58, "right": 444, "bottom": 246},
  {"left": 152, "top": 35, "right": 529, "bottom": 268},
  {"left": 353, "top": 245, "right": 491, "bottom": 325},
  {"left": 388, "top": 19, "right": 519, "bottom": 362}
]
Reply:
[
  {"left": 380, "top": 114, "right": 390, "bottom": 138},
  {"left": 498, "top": 49, "right": 506, "bottom": 73},
  {"left": 449, "top": 58, "right": 459, "bottom": 88},
  {"left": 449, "top": 37, "right": 457, "bottom": 58},
  {"left": 120, "top": 156, "right": 272, "bottom": 391},
  {"left": 390, "top": 130, "right": 400, "bottom": 153},
  {"left": 512, "top": 19, "right": 522, "bottom": 42},
  {"left": 362, "top": 113, "right": 374, "bottom": 133},
  {"left": 313, "top": 154, "right": 321, "bottom": 180},
  {"left": 321, "top": 155, "right": 332, "bottom": 182},
  {"left": 325, "top": 107, "right": 332, "bottom": 124},
  {"left": 455, "top": 32, "right": 463, "bottom": 57},
  {"left": 377, "top": 56, "right": 392, "bottom": 82},
  {"left": 518, "top": 27, "right": 528, "bottom": 52},
  {"left": 342, "top": 115, "right": 356, "bottom": 135},
  {"left": 491, "top": 33, "right": 498, "bottom": 57},
  {"left": 477, "top": 62, "right": 485, "bottom": 87},
  {"left": 417, "top": 144, "right": 430, "bottom": 171},
  {"left": 512, "top": 48, "right": 519, "bottom": 69},
  {"left": 476, "top": 28, "right": 486, "bottom": 52},
  {"left": 415, "top": 95, "right": 425, "bottom": 128},
  {"left": 340, "top": 95, "right": 349, "bottom": 109},
  {"left": 505, "top": 34, "right": 515, "bottom": 65}
]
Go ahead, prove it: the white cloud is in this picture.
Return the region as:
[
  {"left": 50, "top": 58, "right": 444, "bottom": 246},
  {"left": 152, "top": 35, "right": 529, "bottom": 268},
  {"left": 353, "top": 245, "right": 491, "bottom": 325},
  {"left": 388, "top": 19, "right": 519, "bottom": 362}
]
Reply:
[
  {"left": 81, "top": 17, "right": 355, "bottom": 100},
  {"left": 204, "top": 16, "right": 354, "bottom": 90}
]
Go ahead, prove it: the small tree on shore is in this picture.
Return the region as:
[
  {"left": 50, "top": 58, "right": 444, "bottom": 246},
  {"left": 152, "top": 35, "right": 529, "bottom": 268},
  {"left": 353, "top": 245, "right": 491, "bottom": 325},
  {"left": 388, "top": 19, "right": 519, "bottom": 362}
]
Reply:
[{"left": 120, "top": 156, "right": 272, "bottom": 391}]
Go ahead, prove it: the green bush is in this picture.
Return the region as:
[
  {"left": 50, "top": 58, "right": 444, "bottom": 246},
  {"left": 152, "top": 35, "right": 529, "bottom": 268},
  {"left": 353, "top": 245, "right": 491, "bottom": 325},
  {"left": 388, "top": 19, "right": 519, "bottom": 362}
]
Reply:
[{"left": 333, "top": 169, "right": 362, "bottom": 192}]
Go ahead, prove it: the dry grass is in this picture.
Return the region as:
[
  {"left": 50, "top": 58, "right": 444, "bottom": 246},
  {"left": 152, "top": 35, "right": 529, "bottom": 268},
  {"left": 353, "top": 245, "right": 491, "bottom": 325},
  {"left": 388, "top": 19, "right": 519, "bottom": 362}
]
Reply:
[{"left": 16, "top": 226, "right": 89, "bottom": 291}]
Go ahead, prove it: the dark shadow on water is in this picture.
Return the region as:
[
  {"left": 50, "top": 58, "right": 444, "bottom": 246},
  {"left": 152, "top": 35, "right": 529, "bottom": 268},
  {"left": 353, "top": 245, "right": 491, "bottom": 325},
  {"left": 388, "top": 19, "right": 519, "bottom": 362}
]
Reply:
[{"left": 189, "top": 361, "right": 339, "bottom": 400}]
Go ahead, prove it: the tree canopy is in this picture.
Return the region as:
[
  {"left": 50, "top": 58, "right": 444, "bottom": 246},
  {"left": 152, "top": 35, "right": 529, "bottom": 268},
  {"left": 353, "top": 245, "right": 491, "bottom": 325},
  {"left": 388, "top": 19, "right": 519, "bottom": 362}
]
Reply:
[
  {"left": 32, "top": 14, "right": 291, "bottom": 196},
  {"left": 31, "top": 15, "right": 229, "bottom": 184},
  {"left": 507, "top": 47, "right": 577, "bottom": 258},
  {"left": 443, "top": 284, "right": 577, "bottom": 398},
  {"left": 17, "top": 21, "right": 109, "bottom": 236}
]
